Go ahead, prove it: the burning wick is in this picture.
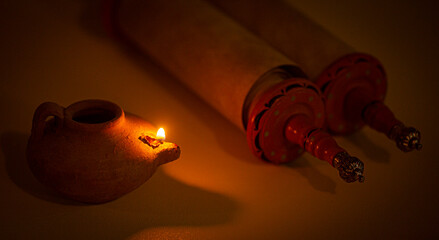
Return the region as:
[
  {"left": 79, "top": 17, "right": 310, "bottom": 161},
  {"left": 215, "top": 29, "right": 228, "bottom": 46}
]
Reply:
[
  {"left": 156, "top": 128, "right": 165, "bottom": 141},
  {"left": 138, "top": 128, "right": 166, "bottom": 149}
]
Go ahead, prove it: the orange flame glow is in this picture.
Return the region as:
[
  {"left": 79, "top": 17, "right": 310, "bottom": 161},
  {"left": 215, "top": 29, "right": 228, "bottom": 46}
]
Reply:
[{"left": 156, "top": 128, "right": 165, "bottom": 141}]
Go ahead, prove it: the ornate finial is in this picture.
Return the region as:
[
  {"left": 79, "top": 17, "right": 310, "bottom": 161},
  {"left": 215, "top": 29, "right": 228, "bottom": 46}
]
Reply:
[
  {"left": 389, "top": 124, "right": 422, "bottom": 152},
  {"left": 333, "top": 152, "right": 365, "bottom": 183}
]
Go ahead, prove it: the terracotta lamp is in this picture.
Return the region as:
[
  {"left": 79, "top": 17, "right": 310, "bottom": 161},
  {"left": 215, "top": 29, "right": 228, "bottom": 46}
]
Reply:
[
  {"left": 27, "top": 100, "right": 180, "bottom": 203},
  {"left": 208, "top": 0, "right": 422, "bottom": 152},
  {"left": 107, "top": 0, "right": 365, "bottom": 183}
]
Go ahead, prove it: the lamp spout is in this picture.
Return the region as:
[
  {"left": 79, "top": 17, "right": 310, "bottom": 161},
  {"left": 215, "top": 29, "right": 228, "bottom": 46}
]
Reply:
[{"left": 156, "top": 142, "right": 181, "bottom": 166}]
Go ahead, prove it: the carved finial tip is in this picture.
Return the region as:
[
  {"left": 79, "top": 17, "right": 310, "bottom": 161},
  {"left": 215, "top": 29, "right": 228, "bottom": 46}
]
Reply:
[{"left": 333, "top": 152, "right": 365, "bottom": 183}]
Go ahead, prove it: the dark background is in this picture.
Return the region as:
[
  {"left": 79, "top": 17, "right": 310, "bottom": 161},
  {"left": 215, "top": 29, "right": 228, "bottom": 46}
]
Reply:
[{"left": 1, "top": 0, "right": 438, "bottom": 239}]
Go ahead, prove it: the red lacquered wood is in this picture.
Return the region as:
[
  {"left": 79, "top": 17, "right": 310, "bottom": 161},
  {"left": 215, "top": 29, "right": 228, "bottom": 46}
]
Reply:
[
  {"left": 316, "top": 53, "right": 421, "bottom": 152},
  {"left": 344, "top": 88, "right": 401, "bottom": 136},
  {"left": 285, "top": 115, "right": 345, "bottom": 166},
  {"left": 315, "top": 53, "right": 386, "bottom": 134},
  {"left": 246, "top": 78, "right": 364, "bottom": 182},
  {"left": 246, "top": 78, "right": 325, "bottom": 164}
]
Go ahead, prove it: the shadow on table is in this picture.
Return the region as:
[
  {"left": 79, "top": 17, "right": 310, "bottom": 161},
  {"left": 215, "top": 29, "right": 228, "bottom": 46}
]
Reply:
[
  {"left": 344, "top": 130, "right": 390, "bottom": 163},
  {"left": 1, "top": 131, "right": 84, "bottom": 205},
  {"left": 286, "top": 158, "right": 336, "bottom": 194},
  {"left": 107, "top": 168, "right": 239, "bottom": 233},
  {"left": 1, "top": 131, "right": 239, "bottom": 238}
]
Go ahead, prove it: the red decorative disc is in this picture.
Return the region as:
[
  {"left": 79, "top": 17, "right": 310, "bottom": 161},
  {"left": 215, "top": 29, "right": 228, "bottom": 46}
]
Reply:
[
  {"left": 246, "top": 79, "right": 325, "bottom": 164},
  {"left": 315, "top": 53, "right": 387, "bottom": 134}
]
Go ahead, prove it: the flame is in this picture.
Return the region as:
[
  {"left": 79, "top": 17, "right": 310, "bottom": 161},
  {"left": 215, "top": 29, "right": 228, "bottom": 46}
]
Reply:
[{"left": 156, "top": 128, "right": 165, "bottom": 141}]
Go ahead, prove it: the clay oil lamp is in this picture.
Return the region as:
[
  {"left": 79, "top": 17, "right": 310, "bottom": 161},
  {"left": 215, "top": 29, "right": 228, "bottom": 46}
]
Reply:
[{"left": 27, "top": 99, "right": 180, "bottom": 203}]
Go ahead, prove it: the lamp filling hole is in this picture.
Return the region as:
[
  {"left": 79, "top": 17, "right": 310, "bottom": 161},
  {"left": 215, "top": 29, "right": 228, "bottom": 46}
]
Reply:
[{"left": 72, "top": 108, "right": 116, "bottom": 124}]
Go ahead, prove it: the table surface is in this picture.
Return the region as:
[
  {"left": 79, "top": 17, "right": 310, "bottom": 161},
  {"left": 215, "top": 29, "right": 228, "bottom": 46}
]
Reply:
[{"left": 1, "top": 0, "right": 438, "bottom": 239}]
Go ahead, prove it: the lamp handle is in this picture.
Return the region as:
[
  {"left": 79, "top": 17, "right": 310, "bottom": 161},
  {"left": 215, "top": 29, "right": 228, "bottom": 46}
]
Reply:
[{"left": 31, "top": 102, "right": 64, "bottom": 139}]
